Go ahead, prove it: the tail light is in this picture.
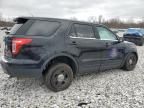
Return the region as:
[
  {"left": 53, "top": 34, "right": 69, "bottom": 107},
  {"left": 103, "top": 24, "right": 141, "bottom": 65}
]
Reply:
[{"left": 12, "top": 38, "right": 32, "bottom": 56}]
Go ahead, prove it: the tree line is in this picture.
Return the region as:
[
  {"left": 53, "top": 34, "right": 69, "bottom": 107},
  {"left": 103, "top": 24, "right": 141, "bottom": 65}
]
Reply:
[
  {"left": 73, "top": 16, "right": 144, "bottom": 29},
  {"left": 0, "top": 20, "right": 14, "bottom": 27},
  {"left": 102, "top": 18, "right": 144, "bottom": 29}
]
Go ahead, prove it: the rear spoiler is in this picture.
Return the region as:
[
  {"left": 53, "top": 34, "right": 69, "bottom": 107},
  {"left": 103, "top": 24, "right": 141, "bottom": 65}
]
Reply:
[{"left": 13, "top": 17, "right": 28, "bottom": 24}]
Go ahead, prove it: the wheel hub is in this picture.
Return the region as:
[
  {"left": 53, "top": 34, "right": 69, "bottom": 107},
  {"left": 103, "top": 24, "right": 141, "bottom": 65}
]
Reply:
[
  {"left": 57, "top": 74, "right": 65, "bottom": 82},
  {"left": 129, "top": 59, "right": 133, "bottom": 65}
]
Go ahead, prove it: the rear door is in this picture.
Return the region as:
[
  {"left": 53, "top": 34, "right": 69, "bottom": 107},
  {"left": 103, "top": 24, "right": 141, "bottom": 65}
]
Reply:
[
  {"left": 95, "top": 26, "right": 125, "bottom": 71},
  {"left": 66, "top": 23, "right": 104, "bottom": 73},
  {"left": 4, "top": 19, "right": 29, "bottom": 58}
]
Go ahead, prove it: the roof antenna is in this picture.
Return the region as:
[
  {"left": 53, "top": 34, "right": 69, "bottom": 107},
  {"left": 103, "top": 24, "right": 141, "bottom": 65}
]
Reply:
[
  {"left": 28, "top": 11, "right": 34, "bottom": 17},
  {"left": 25, "top": 8, "right": 34, "bottom": 17}
]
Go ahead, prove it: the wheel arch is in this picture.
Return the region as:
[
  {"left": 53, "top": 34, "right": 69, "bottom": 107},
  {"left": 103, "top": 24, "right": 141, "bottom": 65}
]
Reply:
[
  {"left": 121, "top": 51, "right": 138, "bottom": 67},
  {"left": 41, "top": 53, "right": 78, "bottom": 76},
  {"left": 132, "top": 52, "right": 138, "bottom": 61}
]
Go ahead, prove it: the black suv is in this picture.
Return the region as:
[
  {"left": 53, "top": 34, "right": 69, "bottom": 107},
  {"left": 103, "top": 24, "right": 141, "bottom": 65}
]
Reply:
[{"left": 1, "top": 17, "right": 138, "bottom": 92}]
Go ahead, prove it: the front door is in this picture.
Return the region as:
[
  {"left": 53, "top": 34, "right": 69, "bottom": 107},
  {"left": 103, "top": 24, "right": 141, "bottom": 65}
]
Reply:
[{"left": 95, "top": 26, "right": 125, "bottom": 71}]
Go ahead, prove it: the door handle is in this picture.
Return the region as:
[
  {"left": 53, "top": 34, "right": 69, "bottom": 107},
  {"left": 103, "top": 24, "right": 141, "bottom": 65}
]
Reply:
[
  {"left": 106, "top": 42, "right": 111, "bottom": 47},
  {"left": 71, "top": 41, "right": 77, "bottom": 45}
]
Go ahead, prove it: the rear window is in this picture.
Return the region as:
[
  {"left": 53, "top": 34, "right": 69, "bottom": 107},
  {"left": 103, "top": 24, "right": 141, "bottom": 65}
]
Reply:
[
  {"left": 127, "top": 29, "right": 141, "bottom": 34},
  {"left": 9, "top": 24, "right": 23, "bottom": 35},
  {"left": 9, "top": 18, "right": 28, "bottom": 35},
  {"left": 26, "top": 20, "right": 60, "bottom": 36}
]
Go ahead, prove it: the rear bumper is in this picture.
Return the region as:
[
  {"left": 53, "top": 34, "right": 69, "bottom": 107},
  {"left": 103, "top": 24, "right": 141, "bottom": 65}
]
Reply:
[{"left": 0, "top": 56, "right": 42, "bottom": 78}]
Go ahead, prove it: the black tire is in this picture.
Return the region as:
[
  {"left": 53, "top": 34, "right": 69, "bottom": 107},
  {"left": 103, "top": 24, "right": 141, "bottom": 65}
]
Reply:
[
  {"left": 44, "top": 63, "right": 73, "bottom": 92},
  {"left": 122, "top": 53, "right": 137, "bottom": 71}
]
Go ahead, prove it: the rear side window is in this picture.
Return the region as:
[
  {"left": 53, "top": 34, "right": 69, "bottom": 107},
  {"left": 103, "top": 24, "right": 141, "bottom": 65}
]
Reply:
[
  {"left": 26, "top": 21, "right": 60, "bottom": 36},
  {"left": 10, "top": 18, "right": 28, "bottom": 35},
  {"left": 9, "top": 24, "right": 23, "bottom": 35},
  {"left": 71, "top": 24, "right": 95, "bottom": 38}
]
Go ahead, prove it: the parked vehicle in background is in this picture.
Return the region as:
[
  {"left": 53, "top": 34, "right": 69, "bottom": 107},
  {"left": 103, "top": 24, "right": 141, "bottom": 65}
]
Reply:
[
  {"left": 123, "top": 28, "right": 144, "bottom": 46},
  {"left": 0, "top": 17, "right": 138, "bottom": 92}
]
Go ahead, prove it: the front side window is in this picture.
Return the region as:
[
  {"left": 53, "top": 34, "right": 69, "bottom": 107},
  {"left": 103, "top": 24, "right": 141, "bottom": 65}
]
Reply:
[
  {"left": 96, "top": 27, "right": 117, "bottom": 40},
  {"left": 26, "top": 20, "right": 60, "bottom": 36},
  {"left": 70, "top": 24, "right": 95, "bottom": 38}
]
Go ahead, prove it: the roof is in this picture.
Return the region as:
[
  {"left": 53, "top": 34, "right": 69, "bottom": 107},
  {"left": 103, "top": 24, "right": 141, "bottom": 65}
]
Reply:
[
  {"left": 126, "top": 28, "right": 144, "bottom": 35},
  {"left": 14, "top": 16, "right": 103, "bottom": 26},
  {"left": 15, "top": 16, "right": 71, "bottom": 22}
]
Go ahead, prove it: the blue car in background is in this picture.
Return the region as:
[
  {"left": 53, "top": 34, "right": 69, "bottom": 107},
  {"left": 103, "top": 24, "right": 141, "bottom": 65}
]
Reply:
[{"left": 123, "top": 28, "right": 144, "bottom": 46}]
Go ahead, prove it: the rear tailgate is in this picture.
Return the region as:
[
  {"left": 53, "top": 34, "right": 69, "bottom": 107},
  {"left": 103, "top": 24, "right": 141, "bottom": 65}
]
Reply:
[{"left": 4, "top": 18, "right": 29, "bottom": 58}]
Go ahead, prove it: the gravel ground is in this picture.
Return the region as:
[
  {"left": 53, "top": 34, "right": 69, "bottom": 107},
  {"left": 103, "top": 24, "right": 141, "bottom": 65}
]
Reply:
[{"left": 0, "top": 30, "right": 144, "bottom": 108}]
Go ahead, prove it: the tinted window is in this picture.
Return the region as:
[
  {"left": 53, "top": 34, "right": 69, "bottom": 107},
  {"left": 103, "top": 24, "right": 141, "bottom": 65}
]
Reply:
[
  {"left": 96, "top": 27, "right": 117, "bottom": 40},
  {"left": 9, "top": 24, "right": 23, "bottom": 35},
  {"left": 26, "top": 21, "right": 60, "bottom": 36},
  {"left": 73, "top": 24, "right": 95, "bottom": 38}
]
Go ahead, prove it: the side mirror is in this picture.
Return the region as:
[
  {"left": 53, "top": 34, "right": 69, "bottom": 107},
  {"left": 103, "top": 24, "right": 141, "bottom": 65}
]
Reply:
[{"left": 113, "top": 31, "right": 118, "bottom": 34}]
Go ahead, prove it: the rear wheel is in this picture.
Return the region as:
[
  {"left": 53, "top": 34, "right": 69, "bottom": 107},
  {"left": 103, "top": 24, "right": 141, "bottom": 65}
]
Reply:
[
  {"left": 44, "top": 63, "right": 73, "bottom": 92},
  {"left": 122, "top": 53, "right": 137, "bottom": 71}
]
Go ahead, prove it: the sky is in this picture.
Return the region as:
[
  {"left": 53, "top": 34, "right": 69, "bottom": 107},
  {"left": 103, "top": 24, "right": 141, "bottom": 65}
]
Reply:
[{"left": 0, "top": 0, "right": 144, "bottom": 21}]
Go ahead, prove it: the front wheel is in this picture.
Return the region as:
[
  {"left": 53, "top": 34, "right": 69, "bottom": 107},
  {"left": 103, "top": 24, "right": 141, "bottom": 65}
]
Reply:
[
  {"left": 122, "top": 53, "right": 137, "bottom": 71},
  {"left": 44, "top": 63, "right": 73, "bottom": 92}
]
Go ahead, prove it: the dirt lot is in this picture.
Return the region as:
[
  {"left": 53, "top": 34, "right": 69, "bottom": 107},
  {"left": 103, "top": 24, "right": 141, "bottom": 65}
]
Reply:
[{"left": 0, "top": 30, "right": 144, "bottom": 108}]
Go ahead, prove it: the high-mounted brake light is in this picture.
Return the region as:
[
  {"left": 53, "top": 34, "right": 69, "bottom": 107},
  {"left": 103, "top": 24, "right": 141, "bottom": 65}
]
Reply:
[{"left": 12, "top": 38, "right": 32, "bottom": 56}]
